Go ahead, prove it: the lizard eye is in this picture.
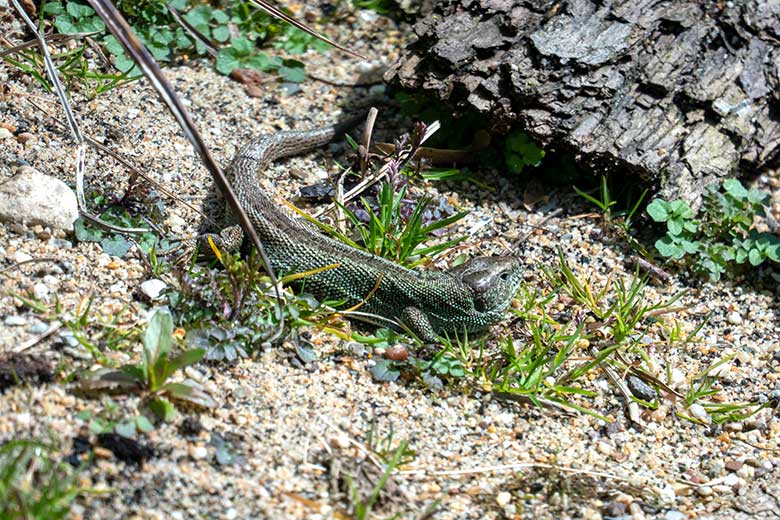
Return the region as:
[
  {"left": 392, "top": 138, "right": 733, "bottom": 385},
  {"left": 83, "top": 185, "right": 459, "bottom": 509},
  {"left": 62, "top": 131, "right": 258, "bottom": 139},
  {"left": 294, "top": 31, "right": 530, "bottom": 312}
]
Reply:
[{"left": 500, "top": 272, "right": 510, "bottom": 281}]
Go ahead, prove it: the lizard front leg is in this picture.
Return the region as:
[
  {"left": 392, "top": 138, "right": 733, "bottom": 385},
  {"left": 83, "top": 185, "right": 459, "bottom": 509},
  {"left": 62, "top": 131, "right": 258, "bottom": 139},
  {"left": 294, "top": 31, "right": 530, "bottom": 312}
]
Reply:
[{"left": 401, "top": 306, "right": 438, "bottom": 343}]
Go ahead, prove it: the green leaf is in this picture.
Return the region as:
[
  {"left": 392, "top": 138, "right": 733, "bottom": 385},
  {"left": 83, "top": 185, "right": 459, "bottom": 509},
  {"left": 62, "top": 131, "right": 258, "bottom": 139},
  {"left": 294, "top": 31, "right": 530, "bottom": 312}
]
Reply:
[
  {"left": 279, "top": 63, "right": 306, "bottom": 83},
  {"left": 215, "top": 48, "right": 240, "bottom": 75},
  {"left": 115, "top": 421, "right": 136, "bottom": 438},
  {"left": 135, "top": 415, "right": 155, "bottom": 433},
  {"left": 245, "top": 52, "right": 274, "bottom": 71},
  {"left": 230, "top": 36, "right": 254, "bottom": 56},
  {"left": 143, "top": 308, "right": 174, "bottom": 381},
  {"left": 748, "top": 248, "right": 764, "bottom": 266},
  {"left": 669, "top": 200, "right": 693, "bottom": 219},
  {"left": 74, "top": 217, "right": 103, "bottom": 242},
  {"left": 723, "top": 179, "right": 748, "bottom": 199},
  {"left": 100, "top": 235, "right": 131, "bottom": 257},
  {"left": 148, "top": 397, "right": 176, "bottom": 421},
  {"left": 183, "top": 5, "right": 212, "bottom": 29},
  {"left": 43, "top": 2, "right": 66, "bottom": 15},
  {"left": 370, "top": 359, "right": 400, "bottom": 382},
  {"left": 747, "top": 188, "right": 768, "bottom": 205},
  {"left": 162, "top": 348, "right": 205, "bottom": 382},
  {"left": 667, "top": 219, "right": 683, "bottom": 236},
  {"left": 646, "top": 200, "right": 669, "bottom": 222},
  {"left": 655, "top": 236, "right": 684, "bottom": 259},
  {"left": 66, "top": 1, "right": 95, "bottom": 19},
  {"left": 212, "top": 9, "right": 230, "bottom": 23},
  {"left": 212, "top": 25, "right": 230, "bottom": 43}
]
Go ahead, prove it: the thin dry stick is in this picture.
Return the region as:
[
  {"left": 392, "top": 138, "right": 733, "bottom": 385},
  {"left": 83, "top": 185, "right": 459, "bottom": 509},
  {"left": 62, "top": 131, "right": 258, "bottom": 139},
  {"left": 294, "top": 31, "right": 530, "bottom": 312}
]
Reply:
[
  {"left": 247, "top": 0, "right": 366, "bottom": 60},
  {"left": 10, "top": 0, "right": 149, "bottom": 235},
  {"left": 0, "top": 257, "right": 59, "bottom": 276},
  {"left": 399, "top": 462, "right": 636, "bottom": 481},
  {"left": 15, "top": 322, "right": 62, "bottom": 353},
  {"left": 166, "top": 4, "right": 218, "bottom": 57},
  {"left": 589, "top": 345, "right": 642, "bottom": 424},
  {"left": 0, "top": 33, "right": 77, "bottom": 58}
]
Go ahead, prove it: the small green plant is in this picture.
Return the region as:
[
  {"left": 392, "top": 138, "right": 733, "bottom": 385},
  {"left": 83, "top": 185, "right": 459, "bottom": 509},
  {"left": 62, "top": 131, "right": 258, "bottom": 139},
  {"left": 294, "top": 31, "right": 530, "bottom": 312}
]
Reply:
[
  {"left": 32, "top": 0, "right": 333, "bottom": 89},
  {"left": 504, "top": 129, "right": 545, "bottom": 174},
  {"left": 679, "top": 355, "right": 766, "bottom": 425},
  {"left": 647, "top": 179, "right": 780, "bottom": 280},
  {"left": 0, "top": 440, "right": 94, "bottom": 519},
  {"left": 346, "top": 436, "right": 412, "bottom": 520},
  {"left": 574, "top": 175, "right": 648, "bottom": 252},
  {"left": 77, "top": 307, "right": 214, "bottom": 422},
  {"left": 75, "top": 398, "right": 155, "bottom": 437}
]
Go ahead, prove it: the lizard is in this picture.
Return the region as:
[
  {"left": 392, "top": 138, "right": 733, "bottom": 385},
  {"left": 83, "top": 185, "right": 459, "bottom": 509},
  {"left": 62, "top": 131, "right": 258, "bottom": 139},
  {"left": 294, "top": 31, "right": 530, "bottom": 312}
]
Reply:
[{"left": 191, "top": 117, "right": 524, "bottom": 342}]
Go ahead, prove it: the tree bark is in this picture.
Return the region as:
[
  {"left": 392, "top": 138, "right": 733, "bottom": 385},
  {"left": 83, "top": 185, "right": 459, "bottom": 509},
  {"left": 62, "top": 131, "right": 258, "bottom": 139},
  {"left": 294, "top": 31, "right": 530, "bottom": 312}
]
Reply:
[{"left": 385, "top": 0, "right": 780, "bottom": 203}]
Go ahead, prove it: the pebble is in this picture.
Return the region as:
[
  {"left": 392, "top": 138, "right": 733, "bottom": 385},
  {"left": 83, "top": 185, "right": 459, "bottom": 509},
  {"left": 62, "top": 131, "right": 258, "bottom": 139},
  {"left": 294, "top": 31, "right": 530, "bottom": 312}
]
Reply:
[
  {"left": 4, "top": 315, "right": 26, "bottom": 326},
  {"left": 496, "top": 491, "right": 511, "bottom": 507},
  {"left": 28, "top": 322, "right": 48, "bottom": 334},
  {"left": 0, "top": 127, "right": 12, "bottom": 140},
  {"left": 627, "top": 375, "right": 656, "bottom": 401},
  {"left": 688, "top": 403, "right": 708, "bottom": 421},
  {"left": 190, "top": 446, "right": 208, "bottom": 460},
  {"left": 0, "top": 166, "right": 79, "bottom": 232},
  {"left": 140, "top": 279, "right": 168, "bottom": 300},
  {"left": 33, "top": 282, "right": 49, "bottom": 300},
  {"left": 13, "top": 250, "right": 32, "bottom": 263},
  {"left": 727, "top": 311, "right": 742, "bottom": 325},
  {"left": 722, "top": 473, "right": 740, "bottom": 487}
]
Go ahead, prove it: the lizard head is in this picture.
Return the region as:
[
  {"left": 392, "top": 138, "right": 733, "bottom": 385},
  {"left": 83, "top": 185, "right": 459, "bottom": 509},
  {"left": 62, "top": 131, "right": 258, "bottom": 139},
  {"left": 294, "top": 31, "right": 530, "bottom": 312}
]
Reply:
[{"left": 449, "top": 256, "right": 524, "bottom": 315}]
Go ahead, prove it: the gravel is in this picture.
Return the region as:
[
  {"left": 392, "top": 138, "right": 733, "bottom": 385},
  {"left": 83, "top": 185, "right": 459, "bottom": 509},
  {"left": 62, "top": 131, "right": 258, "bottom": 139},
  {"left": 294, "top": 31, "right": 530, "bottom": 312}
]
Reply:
[{"left": 1, "top": 4, "right": 779, "bottom": 520}]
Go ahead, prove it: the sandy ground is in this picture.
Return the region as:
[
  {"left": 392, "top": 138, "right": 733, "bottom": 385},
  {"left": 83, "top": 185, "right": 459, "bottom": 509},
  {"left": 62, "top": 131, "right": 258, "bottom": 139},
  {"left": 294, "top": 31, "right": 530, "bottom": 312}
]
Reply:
[{"left": 1, "top": 4, "right": 779, "bottom": 520}]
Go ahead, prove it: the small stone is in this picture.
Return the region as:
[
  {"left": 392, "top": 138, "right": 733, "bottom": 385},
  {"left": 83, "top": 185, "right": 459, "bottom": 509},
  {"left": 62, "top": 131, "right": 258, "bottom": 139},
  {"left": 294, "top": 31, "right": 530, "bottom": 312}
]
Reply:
[
  {"left": 140, "top": 279, "right": 167, "bottom": 300},
  {"left": 724, "top": 459, "right": 743, "bottom": 472},
  {"left": 384, "top": 344, "right": 409, "bottom": 361},
  {"left": 347, "top": 342, "right": 365, "bottom": 357},
  {"left": 28, "top": 322, "right": 48, "bottom": 334},
  {"left": 689, "top": 403, "right": 709, "bottom": 421},
  {"left": 33, "top": 282, "right": 49, "bottom": 300},
  {"left": 727, "top": 311, "right": 742, "bottom": 325},
  {"left": 0, "top": 166, "right": 79, "bottom": 232},
  {"left": 5, "top": 315, "right": 26, "bottom": 326},
  {"left": 16, "top": 132, "right": 36, "bottom": 144},
  {"left": 597, "top": 440, "right": 612, "bottom": 455},
  {"left": 664, "top": 510, "right": 685, "bottom": 520},
  {"left": 328, "top": 433, "right": 350, "bottom": 450},
  {"left": 696, "top": 486, "right": 713, "bottom": 496},
  {"left": 627, "top": 375, "right": 656, "bottom": 401},
  {"left": 602, "top": 501, "right": 626, "bottom": 517},
  {"left": 496, "top": 491, "right": 511, "bottom": 507},
  {"left": 736, "top": 464, "right": 753, "bottom": 479},
  {"left": 722, "top": 473, "right": 740, "bottom": 487},
  {"left": 190, "top": 445, "right": 208, "bottom": 460},
  {"left": 13, "top": 251, "right": 32, "bottom": 264},
  {"left": 0, "top": 127, "right": 12, "bottom": 140}
]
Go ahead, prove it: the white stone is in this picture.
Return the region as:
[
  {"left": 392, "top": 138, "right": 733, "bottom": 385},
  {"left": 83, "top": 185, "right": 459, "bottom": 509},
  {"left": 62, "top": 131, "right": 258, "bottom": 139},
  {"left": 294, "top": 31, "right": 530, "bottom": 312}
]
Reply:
[
  {"left": 496, "top": 491, "right": 511, "bottom": 507},
  {"left": 13, "top": 251, "right": 32, "bottom": 264},
  {"left": 727, "top": 311, "right": 743, "bottom": 325},
  {"left": 5, "top": 315, "right": 26, "bottom": 326},
  {"left": 191, "top": 446, "right": 208, "bottom": 460},
  {"left": 723, "top": 473, "right": 740, "bottom": 487},
  {"left": 140, "top": 279, "right": 167, "bottom": 300},
  {"left": 0, "top": 167, "right": 79, "bottom": 232},
  {"left": 33, "top": 282, "right": 49, "bottom": 300},
  {"left": 689, "top": 403, "right": 709, "bottom": 421},
  {"left": 0, "top": 127, "right": 12, "bottom": 140}
]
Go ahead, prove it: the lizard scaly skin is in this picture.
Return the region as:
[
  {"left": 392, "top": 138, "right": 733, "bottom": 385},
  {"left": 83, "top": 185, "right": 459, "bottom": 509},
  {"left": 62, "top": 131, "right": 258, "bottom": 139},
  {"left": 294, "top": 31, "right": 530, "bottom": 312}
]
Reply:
[{"left": 199, "top": 120, "right": 524, "bottom": 341}]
